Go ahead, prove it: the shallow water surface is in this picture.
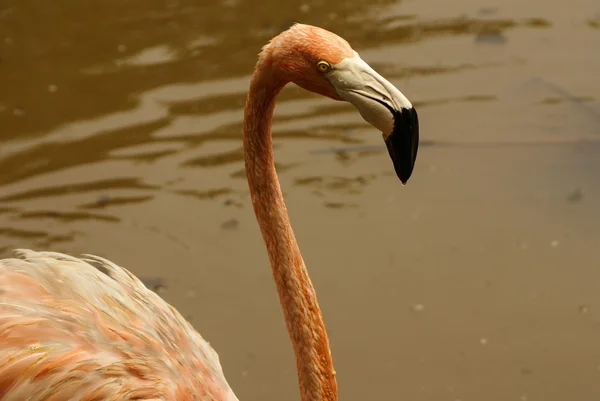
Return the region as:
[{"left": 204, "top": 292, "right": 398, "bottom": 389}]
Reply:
[{"left": 1, "top": 0, "right": 600, "bottom": 400}]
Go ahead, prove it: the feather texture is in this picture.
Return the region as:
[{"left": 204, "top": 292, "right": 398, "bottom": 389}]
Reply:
[{"left": 0, "top": 249, "right": 238, "bottom": 401}]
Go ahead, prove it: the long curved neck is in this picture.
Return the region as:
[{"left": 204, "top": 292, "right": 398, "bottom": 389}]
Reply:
[{"left": 242, "top": 61, "right": 338, "bottom": 401}]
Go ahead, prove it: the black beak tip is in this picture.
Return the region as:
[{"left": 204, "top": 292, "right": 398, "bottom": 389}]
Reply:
[{"left": 384, "top": 106, "right": 419, "bottom": 184}]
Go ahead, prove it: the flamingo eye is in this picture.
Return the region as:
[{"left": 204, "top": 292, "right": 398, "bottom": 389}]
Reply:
[{"left": 317, "top": 60, "right": 332, "bottom": 73}]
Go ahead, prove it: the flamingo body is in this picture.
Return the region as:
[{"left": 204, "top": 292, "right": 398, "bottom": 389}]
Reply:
[{"left": 0, "top": 250, "right": 237, "bottom": 401}]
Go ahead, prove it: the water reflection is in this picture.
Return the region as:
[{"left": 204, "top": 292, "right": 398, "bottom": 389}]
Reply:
[
  {"left": 0, "top": 178, "right": 158, "bottom": 202},
  {"left": 1, "top": 0, "right": 556, "bottom": 142}
]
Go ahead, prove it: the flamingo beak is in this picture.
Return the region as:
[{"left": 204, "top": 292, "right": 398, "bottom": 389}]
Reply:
[
  {"left": 326, "top": 52, "right": 419, "bottom": 184},
  {"left": 383, "top": 106, "right": 419, "bottom": 185}
]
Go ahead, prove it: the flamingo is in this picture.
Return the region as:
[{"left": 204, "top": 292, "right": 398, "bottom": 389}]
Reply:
[{"left": 0, "top": 23, "right": 418, "bottom": 401}]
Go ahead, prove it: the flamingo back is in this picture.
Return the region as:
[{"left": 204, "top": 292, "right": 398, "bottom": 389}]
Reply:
[{"left": 0, "top": 249, "right": 239, "bottom": 401}]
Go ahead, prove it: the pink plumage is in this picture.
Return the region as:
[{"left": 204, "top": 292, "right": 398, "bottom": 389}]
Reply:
[{"left": 0, "top": 250, "right": 238, "bottom": 401}]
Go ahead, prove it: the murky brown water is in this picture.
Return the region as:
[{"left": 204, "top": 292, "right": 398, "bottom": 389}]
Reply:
[{"left": 2, "top": 0, "right": 600, "bottom": 399}]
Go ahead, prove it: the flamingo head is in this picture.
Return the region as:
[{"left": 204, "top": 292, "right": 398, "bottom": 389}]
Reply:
[{"left": 262, "top": 23, "right": 419, "bottom": 184}]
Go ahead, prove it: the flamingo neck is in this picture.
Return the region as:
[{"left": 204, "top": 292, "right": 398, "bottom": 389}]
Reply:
[{"left": 242, "top": 62, "right": 338, "bottom": 401}]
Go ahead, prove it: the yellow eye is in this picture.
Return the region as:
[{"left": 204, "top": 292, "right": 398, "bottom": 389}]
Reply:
[{"left": 317, "top": 60, "right": 331, "bottom": 73}]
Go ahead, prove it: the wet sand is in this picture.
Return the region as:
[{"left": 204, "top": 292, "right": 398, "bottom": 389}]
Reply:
[{"left": 1, "top": 0, "right": 600, "bottom": 399}]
